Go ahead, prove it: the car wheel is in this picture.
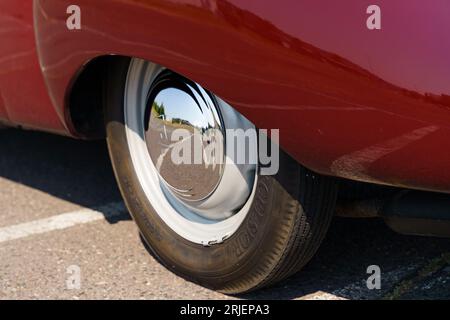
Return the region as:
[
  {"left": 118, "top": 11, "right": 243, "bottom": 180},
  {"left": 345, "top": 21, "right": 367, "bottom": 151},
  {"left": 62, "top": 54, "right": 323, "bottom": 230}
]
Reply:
[{"left": 104, "top": 57, "right": 338, "bottom": 294}]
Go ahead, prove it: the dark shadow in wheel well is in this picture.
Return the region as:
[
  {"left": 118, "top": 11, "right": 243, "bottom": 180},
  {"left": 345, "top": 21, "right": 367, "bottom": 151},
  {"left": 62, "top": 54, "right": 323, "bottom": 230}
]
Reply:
[{"left": 67, "top": 55, "right": 125, "bottom": 139}]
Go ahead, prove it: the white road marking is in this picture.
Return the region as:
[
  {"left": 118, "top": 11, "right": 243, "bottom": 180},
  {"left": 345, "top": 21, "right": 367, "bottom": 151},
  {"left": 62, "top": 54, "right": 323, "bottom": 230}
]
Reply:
[
  {"left": 0, "top": 202, "right": 127, "bottom": 243},
  {"left": 299, "top": 291, "right": 347, "bottom": 300}
]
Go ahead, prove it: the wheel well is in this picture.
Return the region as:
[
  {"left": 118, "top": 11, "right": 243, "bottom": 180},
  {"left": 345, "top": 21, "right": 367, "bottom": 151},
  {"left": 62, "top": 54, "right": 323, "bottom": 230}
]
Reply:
[{"left": 67, "top": 55, "right": 125, "bottom": 138}]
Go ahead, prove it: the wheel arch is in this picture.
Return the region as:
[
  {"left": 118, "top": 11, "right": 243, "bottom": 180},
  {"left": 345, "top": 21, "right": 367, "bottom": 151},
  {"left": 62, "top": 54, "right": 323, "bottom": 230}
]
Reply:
[{"left": 64, "top": 55, "right": 129, "bottom": 139}]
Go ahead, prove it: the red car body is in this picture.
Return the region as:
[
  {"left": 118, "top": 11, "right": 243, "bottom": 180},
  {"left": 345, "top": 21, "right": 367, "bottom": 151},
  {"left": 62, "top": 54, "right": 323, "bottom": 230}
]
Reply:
[{"left": 1, "top": 0, "right": 450, "bottom": 193}]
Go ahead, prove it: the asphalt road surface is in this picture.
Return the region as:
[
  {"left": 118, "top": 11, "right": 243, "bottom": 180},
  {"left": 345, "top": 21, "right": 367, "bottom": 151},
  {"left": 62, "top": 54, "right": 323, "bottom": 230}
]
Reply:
[{"left": 0, "top": 128, "right": 449, "bottom": 300}]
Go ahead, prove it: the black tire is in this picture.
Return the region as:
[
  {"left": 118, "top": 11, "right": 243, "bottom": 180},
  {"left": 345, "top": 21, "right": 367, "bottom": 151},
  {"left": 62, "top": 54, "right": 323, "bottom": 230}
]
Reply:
[{"left": 104, "top": 58, "right": 338, "bottom": 294}]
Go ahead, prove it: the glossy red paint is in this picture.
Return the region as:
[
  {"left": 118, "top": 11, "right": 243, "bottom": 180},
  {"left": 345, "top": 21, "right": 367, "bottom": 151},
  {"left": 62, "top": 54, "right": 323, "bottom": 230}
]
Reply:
[
  {"left": 0, "top": 1, "right": 65, "bottom": 132},
  {"left": 2, "top": 0, "right": 450, "bottom": 192}
]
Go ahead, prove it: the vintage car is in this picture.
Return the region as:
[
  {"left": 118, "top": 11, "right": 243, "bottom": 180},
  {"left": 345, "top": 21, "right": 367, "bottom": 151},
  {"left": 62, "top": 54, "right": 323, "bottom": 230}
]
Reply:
[{"left": 1, "top": 0, "right": 449, "bottom": 293}]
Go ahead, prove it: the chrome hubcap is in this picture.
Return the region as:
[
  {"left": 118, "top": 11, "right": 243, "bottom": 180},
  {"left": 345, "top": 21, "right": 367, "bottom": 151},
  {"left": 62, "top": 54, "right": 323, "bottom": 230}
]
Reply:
[
  {"left": 145, "top": 71, "right": 225, "bottom": 202},
  {"left": 124, "top": 59, "right": 257, "bottom": 244}
]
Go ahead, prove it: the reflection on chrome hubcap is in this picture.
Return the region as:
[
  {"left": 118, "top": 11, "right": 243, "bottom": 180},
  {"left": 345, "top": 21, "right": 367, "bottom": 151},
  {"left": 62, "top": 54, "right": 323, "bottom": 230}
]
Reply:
[
  {"left": 125, "top": 59, "right": 257, "bottom": 242},
  {"left": 145, "top": 71, "right": 225, "bottom": 202}
]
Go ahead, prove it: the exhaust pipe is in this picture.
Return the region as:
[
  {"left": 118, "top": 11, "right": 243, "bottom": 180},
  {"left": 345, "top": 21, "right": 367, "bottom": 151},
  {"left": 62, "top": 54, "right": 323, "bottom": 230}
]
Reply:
[
  {"left": 382, "top": 191, "right": 450, "bottom": 238},
  {"left": 336, "top": 182, "right": 450, "bottom": 238}
]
